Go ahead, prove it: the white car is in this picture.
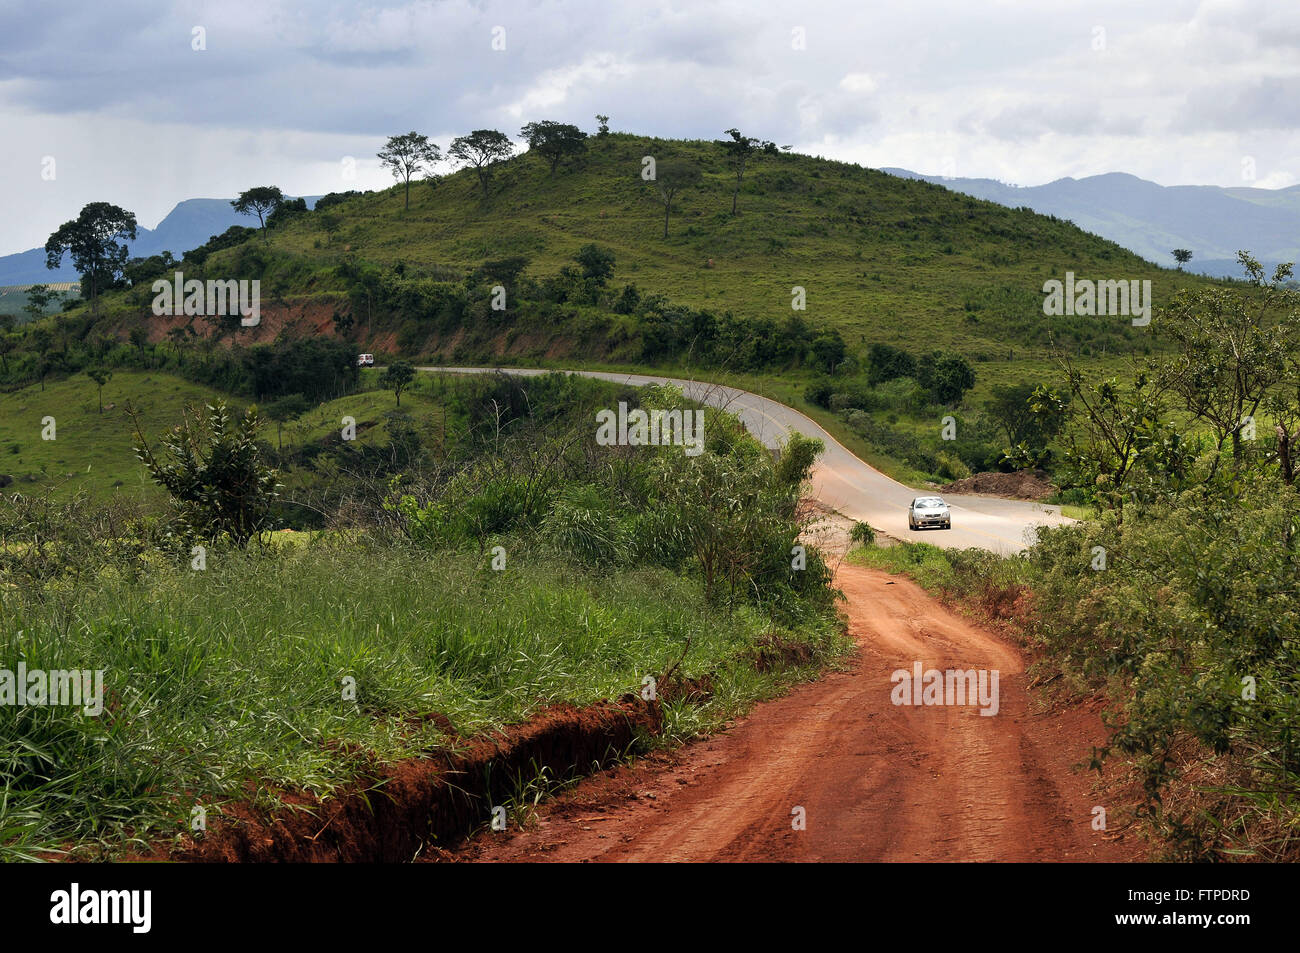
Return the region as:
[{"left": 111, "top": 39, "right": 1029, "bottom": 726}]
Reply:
[
  {"left": 908, "top": 496, "right": 951, "bottom": 530},
  {"left": 356, "top": 353, "right": 375, "bottom": 367}
]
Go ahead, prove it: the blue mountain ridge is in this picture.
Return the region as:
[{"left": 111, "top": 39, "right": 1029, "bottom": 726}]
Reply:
[
  {"left": 0, "top": 196, "right": 320, "bottom": 287},
  {"left": 881, "top": 168, "right": 1300, "bottom": 279}
]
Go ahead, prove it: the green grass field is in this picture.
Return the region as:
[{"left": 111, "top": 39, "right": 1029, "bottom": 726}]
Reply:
[
  {"left": 0, "top": 372, "right": 232, "bottom": 501},
  {"left": 0, "top": 541, "right": 848, "bottom": 860},
  {"left": 0, "top": 369, "right": 447, "bottom": 503}
]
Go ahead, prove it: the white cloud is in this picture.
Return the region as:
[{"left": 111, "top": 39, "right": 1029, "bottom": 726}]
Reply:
[{"left": 839, "top": 73, "right": 878, "bottom": 95}]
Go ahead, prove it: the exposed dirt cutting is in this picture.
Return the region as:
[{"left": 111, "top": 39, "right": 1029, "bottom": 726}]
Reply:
[
  {"left": 136, "top": 700, "right": 661, "bottom": 862},
  {"left": 449, "top": 564, "right": 1143, "bottom": 863},
  {"left": 941, "top": 470, "right": 1056, "bottom": 501}
]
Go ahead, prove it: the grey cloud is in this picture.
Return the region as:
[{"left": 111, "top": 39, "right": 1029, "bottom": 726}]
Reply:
[
  {"left": 1174, "top": 75, "right": 1300, "bottom": 132},
  {"left": 3, "top": 0, "right": 1300, "bottom": 255}
]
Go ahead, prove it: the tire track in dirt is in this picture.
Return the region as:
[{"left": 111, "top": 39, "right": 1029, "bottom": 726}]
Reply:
[{"left": 452, "top": 564, "right": 1138, "bottom": 863}]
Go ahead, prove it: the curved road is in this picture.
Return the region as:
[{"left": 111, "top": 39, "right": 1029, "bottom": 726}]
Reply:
[{"left": 422, "top": 367, "right": 1073, "bottom": 554}]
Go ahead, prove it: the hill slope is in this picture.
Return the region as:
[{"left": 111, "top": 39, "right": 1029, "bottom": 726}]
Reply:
[{"left": 223, "top": 134, "right": 1217, "bottom": 363}]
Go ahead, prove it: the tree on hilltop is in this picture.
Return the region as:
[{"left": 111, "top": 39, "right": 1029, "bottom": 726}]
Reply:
[
  {"left": 232, "top": 186, "right": 285, "bottom": 241},
  {"left": 44, "top": 203, "right": 137, "bottom": 315},
  {"left": 448, "top": 130, "right": 515, "bottom": 197},
  {"left": 520, "top": 121, "right": 588, "bottom": 175},
  {"left": 717, "top": 128, "right": 775, "bottom": 215},
  {"left": 378, "top": 131, "right": 442, "bottom": 210}
]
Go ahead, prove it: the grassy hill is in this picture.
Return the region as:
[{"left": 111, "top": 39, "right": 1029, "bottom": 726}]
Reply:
[
  {"left": 9, "top": 131, "right": 1231, "bottom": 489},
  {"left": 0, "top": 372, "right": 227, "bottom": 500},
  {"left": 255, "top": 132, "right": 1215, "bottom": 361}
]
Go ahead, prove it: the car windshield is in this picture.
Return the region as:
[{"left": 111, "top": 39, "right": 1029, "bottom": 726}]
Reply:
[{"left": 916, "top": 498, "right": 945, "bottom": 508}]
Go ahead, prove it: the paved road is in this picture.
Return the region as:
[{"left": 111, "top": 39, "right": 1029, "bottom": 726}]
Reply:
[{"left": 421, "top": 367, "right": 1073, "bottom": 554}]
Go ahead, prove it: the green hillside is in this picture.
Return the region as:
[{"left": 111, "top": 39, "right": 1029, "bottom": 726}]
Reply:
[
  {"left": 0, "top": 372, "right": 228, "bottom": 500},
  {"left": 251, "top": 132, "right": 1213, "bottom": 359},
  {"left": 4, "top": 131, "right": 1230, "bottom": 489},
  {"left": 0, "top": 283, "right": 80, "bottom": 325}
]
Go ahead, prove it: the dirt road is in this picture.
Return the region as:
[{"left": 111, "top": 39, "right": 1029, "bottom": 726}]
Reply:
[{"left": 454, "top": 564, "right": 1136, "bottom": 862}]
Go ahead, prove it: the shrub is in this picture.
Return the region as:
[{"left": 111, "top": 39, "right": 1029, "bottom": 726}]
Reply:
[
  {"left": 935, "top": 450, "right": 971, "bottom": 481},
  {"left": 541, "top": 486, "right": 627, "bottom": 567},
  {"left": 849, "top": 521, "right": 875, "bottom": 546},
  {"left": 131, "top": 400, "right": 281, "bottom": 546}
]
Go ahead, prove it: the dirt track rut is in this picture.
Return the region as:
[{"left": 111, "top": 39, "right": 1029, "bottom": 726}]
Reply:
[{"left": 455, "top": 565, "right": 1136, "bottom": 862}]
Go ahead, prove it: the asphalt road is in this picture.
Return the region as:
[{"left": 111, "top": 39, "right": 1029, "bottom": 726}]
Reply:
[{"left": 421, "top": 366, "right": 1073, "bottom": 554}]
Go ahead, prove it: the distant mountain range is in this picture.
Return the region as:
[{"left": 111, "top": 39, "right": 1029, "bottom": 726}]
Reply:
[
  {"left": 0, "top": 197, "right": 320, "bottom": 287},
  {"left": 882, "top": 169, "right": 1300, "bottom": 279}
]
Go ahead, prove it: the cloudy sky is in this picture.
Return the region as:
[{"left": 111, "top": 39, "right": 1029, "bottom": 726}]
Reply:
[{"left": 2, "top": 0, "right": 1298, "bottom": 255}]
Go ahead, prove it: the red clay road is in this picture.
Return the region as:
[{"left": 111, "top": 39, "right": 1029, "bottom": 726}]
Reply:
[{"left": 453, "top": 564, "right": 1136, "bottom": 863}]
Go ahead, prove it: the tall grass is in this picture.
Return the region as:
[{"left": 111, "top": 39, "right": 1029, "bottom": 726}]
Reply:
[{"left": 1, "top": 538, "right": 843, "bottom": 859}]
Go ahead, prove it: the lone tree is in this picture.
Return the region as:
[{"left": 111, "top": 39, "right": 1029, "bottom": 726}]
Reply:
[
  {"left": 21, "top": 284, "right": 62, "bottom": 324},
  {"left": 520, "top": 121, "right": 587, "bottom": 175},
  {"left": 595, "top": 114, "right": 610, "bottom": 136},
  {"left": 918, "top": 352, "right": 976, "bottom": 406},
  {"left": 44, "top": 203, "right": 138, "bottom": 315},
  {"left": 717, "top": 128, "right": 775, "bottom": 215},
  {"left": 232, "top": 186, "right": 285, "bottom": 241},
  {"left": 1160, "top": 252, "right": 1300, "bottom": 468},
  {"left": 129, "top": 325, "right": 149, "bottom": 360},
  {"left": 86, "top": 367, "right": 112, "bottom": 415},
  {"left": 262, "top": 393, "right": 309, "bottom": 451},
  {"left": 380, "top": 360, "right": 416, "bottom": 407},
  {"left": 448, "top": 130, "right": 515, "bottom": 197},
  {"left": 650, "top": 161, "right": 703, "bottom": 238},
  {"left": 984, "top": 382, "right": 1067, "bottom": 462},
  {"left": 1173, "top": 248, "right": 1193, "bottom": 269},
  {"left": 378, "top": 131, "right": 442, "bottom": 210}
]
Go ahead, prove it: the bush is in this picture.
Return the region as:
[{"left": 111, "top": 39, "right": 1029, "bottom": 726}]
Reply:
[
  {"left": 989, "top": 479, "right": 1300, "bottom": 859},
  {"left": 131, "top": 400, "right": 281, "bottom": 546},
  {"left": 805, "top": 378, "right": 834, "bottom": 409},
  {"left": 314, "top": 190, "right": 363, "bottom": 212},
  {"left": 935, "top": 450, "right": 971, "bottom": 481}
]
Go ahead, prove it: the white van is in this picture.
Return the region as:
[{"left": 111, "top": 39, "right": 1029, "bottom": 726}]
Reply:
[{"left": 356, "top": 353, "right": 375, "bottom": 367}]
